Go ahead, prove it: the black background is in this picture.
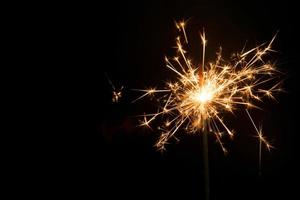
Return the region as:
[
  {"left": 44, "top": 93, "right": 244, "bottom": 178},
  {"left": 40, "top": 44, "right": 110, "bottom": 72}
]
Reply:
[{"left": 52, "top": 1, "right": 300, "bottom": 199}]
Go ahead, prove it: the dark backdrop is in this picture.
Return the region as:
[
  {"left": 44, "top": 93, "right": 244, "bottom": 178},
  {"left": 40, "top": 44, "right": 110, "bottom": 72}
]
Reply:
[{"left": 55, "top": 1, "right": 300, "bottom": 199}]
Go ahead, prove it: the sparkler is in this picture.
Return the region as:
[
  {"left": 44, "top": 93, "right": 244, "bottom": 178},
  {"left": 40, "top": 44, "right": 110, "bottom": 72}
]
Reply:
[{"left": 133, "top": 20, "right": 282, "bottom": 199}]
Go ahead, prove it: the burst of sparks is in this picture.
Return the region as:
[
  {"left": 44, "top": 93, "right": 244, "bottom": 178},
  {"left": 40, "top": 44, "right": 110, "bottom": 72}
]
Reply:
[{"left": 134, "top": 21, "right": 282, "bottom": 156}]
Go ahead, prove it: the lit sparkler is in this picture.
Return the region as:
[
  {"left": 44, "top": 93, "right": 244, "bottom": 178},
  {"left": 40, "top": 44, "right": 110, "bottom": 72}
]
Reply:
[
  {"left": 133, "top": 20, "right": 283, "bottom": 200},
  {"left": 134, "top": 21, "right": 281, "bottom": 148}
]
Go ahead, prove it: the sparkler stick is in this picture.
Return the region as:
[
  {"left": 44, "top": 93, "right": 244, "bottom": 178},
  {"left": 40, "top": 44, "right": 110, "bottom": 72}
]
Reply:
[
  {"left": 199, "top": 29, "right": 210, "bottom": 200},
  {"left": 133, "top": 20, "right": 282, "bottom": 199},
  {"left": 202, "top": 120, "right": 210, "bottom": 200}
]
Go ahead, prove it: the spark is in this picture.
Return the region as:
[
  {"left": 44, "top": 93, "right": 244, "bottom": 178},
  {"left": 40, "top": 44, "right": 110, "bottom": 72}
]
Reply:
[
  {"left": 134, "top": 21, "right": 282, "bottom": 156},
  {"left": 246, "top": 109, "right": 273, "bottom": 175},
  {"left": 112, "top": 89, "right": 123, "bottom": 103},
  {"left": 105, "top": 72, "right": 123, "bottom": 103},
  {"left": 176, "top": 20, "right": 188, "bottom": 43}
]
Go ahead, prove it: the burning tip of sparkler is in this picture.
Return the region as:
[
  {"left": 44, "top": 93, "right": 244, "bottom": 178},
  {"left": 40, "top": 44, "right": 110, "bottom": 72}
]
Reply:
[{"left": 192, "top": 87, "right": 214, "bottom": 105}]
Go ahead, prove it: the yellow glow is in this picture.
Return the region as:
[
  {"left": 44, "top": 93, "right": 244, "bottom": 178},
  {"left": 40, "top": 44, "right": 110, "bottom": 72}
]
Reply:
[
  {"left": 134, "top": 20, "right": 282, "bottom": 153},
  {"left": 193, "top": 84, "right": 215, "bottom": 104},
  {"left": 195, "top": 90, "right": 213, "bottom": 103}
]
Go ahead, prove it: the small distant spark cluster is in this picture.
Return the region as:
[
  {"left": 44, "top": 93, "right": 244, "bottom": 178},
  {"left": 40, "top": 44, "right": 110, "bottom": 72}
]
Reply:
[
  {"left": 112, "top": 88, "right": 123, "bottom": 103},
  {"left": 134, "top": 20, "right": 283, "bottom": 157},
  {"left": 105, "top": 72, "right": 123, "bottom": 103}
]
